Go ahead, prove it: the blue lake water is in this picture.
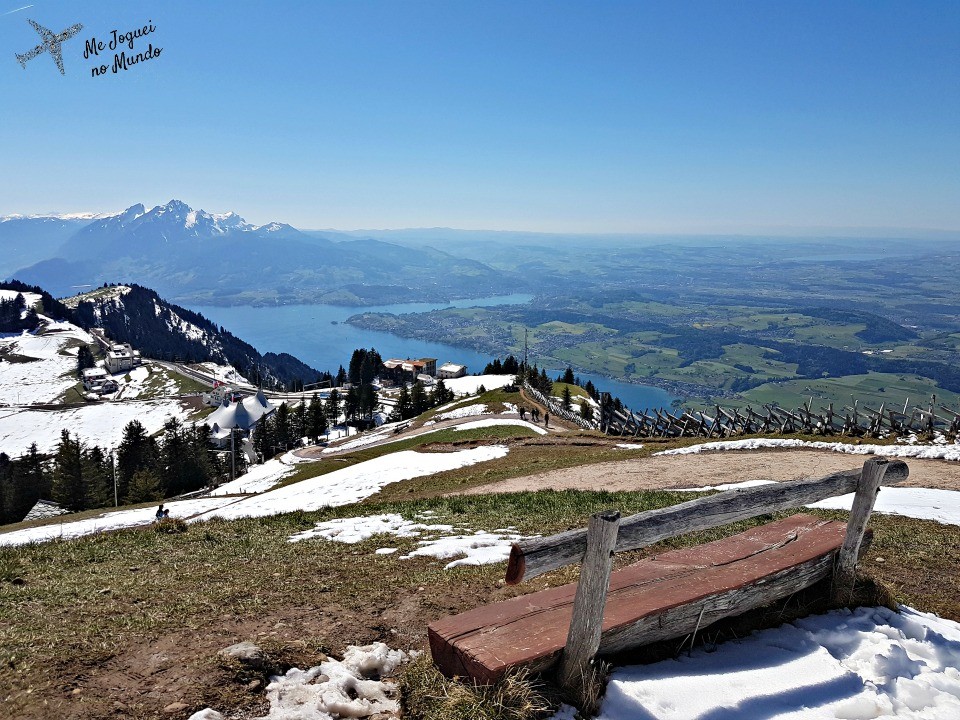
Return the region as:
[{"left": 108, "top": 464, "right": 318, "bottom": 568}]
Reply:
[{"left": 189, "top": 295, "right": 681, "bottom": 412}]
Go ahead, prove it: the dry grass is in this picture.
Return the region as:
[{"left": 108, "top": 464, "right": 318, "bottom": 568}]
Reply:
[
  {"left": 400, "top": 653, "right": 558, "bottom": 720},
  {"left": 1, "top": 475, "right": 957, "bottom": 718}
]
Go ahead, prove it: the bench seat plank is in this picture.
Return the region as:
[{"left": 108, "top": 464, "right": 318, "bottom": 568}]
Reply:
[{"left": 428, "top": 514, "right": 847, "bottom": 683}]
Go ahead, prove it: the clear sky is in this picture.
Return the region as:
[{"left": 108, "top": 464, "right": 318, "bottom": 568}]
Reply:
[{"left": 1, "top": 0, "right": 957, "bottom": 233}]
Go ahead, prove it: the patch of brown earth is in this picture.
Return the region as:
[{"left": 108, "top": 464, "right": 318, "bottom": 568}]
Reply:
[{"left": 459, "top": 448, "right": 960, "bottom": 494}]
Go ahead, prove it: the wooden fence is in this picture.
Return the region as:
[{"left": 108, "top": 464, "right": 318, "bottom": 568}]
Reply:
[{"left": 600, "top": 394, "right": 960, "bottom": 440}]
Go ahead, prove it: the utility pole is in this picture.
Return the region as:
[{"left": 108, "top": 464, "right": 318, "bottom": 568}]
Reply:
[
  {"left": 112, "top": 450, "right": 118, "bottom": 506},
  {"left": 230, "top": 427, "right": 236, "bottom": 482}
]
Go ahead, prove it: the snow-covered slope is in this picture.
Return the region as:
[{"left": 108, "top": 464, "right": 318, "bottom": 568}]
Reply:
[
  {"left": 556, "top": 605, "right": 960, "bottom": 720},
  {"left": 0, "top": 318, "right": 94, "bottom": 405}
]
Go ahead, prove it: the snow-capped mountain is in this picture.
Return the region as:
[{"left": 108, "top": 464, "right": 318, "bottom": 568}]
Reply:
[
  {"left": 55, "top": 199, "right": 304, "bottom": 260},
  {"left": 7, "top": 200, "right": 511, "bottom": 305}
]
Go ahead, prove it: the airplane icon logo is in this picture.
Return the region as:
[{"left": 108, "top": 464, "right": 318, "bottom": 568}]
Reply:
[{"left": 15, "top": 18, "right": 83, "bottom": 75}]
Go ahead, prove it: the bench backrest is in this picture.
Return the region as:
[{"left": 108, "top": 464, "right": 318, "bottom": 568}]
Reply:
[{"left": 506, "top": 457, "right": 908, "bottom": 584}]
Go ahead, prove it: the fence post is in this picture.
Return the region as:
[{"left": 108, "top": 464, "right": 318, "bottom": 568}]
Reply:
[
  {"left": 557, "top": 509, "right": 621, "bottom": 707},
  {"left": 833, "top": 457, "right": 889, "bottom": 604}
]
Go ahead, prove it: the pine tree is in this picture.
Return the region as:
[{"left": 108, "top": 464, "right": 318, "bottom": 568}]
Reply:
[
  {"left": 561, "top": 385, "right": 572, "bottom": 411},
  {"left": 411, "top": 381, "right": 429, "bottom": 417},
  {"left": 190, "top": 423, "right": 219, "bottom": 486},
  {"left": 360, "top": 383, "right": 378, "bottom": 419},
  {"left": 273, "top": 403, "right": 292, "bottom": 450},
  {"left": 360, "top": 349, "right": 381, "bottom": 385},
  {"left": 307, "top": 393, "right": 328, "bottom": 441},
  {"left": 0, "top": 453, "right": 10, "bottom": 524},
  {"left": 116, "top": 420, "right": 157, "bottom": 502},
  {"left": 584, "top": 380, "right": 597, "bottom": 399},
  {"left": 127, "top": 469, "right": 162, "bottom": 503},
  {"left": 1, "top": 445, "right": 46, "bottom": 523},
  {"left": 325, "top": 389, "right": 341, "bottom": 425},
  {"left": 82, "top": 445, "right": 113, "bottom": 509},
  {"left": 562, "top": 367, "right": 575, "bottom": 384},
  {"left": 76, "top": 345, "right": 96, "bottom": 374},
  {"left": 539, "top": 368, "right": 551, "bottom": 395},
  {"left": 344, "top": 385, "right": 361, "bottom": 422},
  {"left": 580, "top": 402, "right": 594, "bottom": 422},
  {"left": 433, "top": 378, "right": 450, "bottom": 406},
  {"left": 158, "top": 417, "right": 190, "bottom": 496},
  {"left": 391, "top": 385, "right": 412, "bottom": 421},
  {"left": 293, "top": 401, "right": 307, "bottom": 443},
  {"left": 52, "top": 430, "right": 85, "bottom": 511},
  {"left": 253, "top": 416, "right": 273, "bottom": 458}
]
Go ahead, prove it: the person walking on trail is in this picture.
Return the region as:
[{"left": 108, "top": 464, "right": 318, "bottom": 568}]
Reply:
[{"left": 544, "top": 412, "right": 550, "bottom": 428}]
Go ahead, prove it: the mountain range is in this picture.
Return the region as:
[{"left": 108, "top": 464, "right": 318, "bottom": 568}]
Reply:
[
  {"left": 1, "top": 279, "right": 324, "bottom": 388},
  {"left": 3, "top": 200, "right": 514, "bottom": 306}
]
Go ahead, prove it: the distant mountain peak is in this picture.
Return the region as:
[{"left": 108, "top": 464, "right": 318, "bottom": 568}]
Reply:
[{"left": 0, "top": 211, "right": 116, "bottom": 222}]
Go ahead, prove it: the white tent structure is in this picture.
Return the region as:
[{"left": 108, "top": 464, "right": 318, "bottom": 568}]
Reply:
[{"left": 207, "top": 390, "right": 276, "bottom": 447}]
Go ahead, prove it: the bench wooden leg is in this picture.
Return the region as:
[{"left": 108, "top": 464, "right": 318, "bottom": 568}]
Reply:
[
  {"left": 557, "top": 509, "right": 620, "bottom": 707},
  {"left": 833, "top": 457, "right": 890, "bottom": 604}
]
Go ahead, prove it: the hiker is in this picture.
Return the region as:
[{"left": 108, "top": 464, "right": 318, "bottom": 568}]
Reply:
[
  {"left": 162, "top": 509, "right": 170, "bottom": 519},
  {"left": 155, "top": 504, "right": 164, "bottom": 521},
  {"left": 518, "top": 406, "right": 526, "bottom": 420},
  {"left": 544, "top": 412, "right": 550, "bottom": 428}
]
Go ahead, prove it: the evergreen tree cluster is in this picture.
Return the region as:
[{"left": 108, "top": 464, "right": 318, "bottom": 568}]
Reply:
[
  {"left": 0, "top": 292, "right": 39, "bottom": 333},
  {"left": 0, "top": 418, "right": 232, "bottom": 524},
  {"left": 76, "top": 345, "right": 96, "bottom": 373},
  {"left": 0, "top": 279, "right": 73, "bottom": 321},
  {"left": 389, "top": 379, "right": 454, "bottom": 422},
  {"left": 515, "top": 362, "right": 553, "bottom": 396},
  {"left": 482, "top": 355, "right": 521, "bottom": 375},
  {"left": 52, "top": 418, "right": 227, "bottom": 512},
  {"left": 0, "top": 444, "right": 47, "bottom": 525},
  {"left": 253, "top": 394, "right": 331, "bottom": 458},
  {"left": 348, "top": 348, "right": 384, "bottom": 386}
]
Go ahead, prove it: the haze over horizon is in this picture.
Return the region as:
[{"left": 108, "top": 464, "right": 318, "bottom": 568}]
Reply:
[{"left": 1, "top": 1, "right": 957, "bottom": 233}]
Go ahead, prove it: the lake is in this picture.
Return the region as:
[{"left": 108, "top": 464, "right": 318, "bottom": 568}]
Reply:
[{"left": 189, "top": 295, "right": 681, "bottom": 412}]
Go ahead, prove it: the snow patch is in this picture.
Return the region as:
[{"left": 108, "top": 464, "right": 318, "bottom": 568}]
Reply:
[
  {"left": 443, "top": 374, "right": 515, "bottom": 396},
  {"left": 0, "top": 399, "right": 189, "bottom": 456},
  {"left": 191, "top": 446, "right": 509, "bottom": 522},
  {"left": 209, "top": 459, "right": 298, "bottom": 496},
  {"left": 436, "top": 403, "right": 488, "bottom": 420},
  {"left": 656, "top": 437, "right": 960, "bottom": 462},
  {"left": 569, "top": 605, "right": 960, "bottom": 720},
  {"left": 290, "top": 512, "right": 531, "bottom": 569},
  {"left": 192, "top": 643, "right": 408, "bottom": 720},
  {"left": 453, "top": 418, "right": 548, "bottom": 435}
]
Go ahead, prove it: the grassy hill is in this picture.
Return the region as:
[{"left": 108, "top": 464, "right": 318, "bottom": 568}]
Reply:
[{"left": 2, "top": 390, "right": 959, "bottom": 719}]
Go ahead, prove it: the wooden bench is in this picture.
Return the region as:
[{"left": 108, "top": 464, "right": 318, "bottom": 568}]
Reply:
[{"left": 429, "top": 457, "right": 908, "bottom": 704}]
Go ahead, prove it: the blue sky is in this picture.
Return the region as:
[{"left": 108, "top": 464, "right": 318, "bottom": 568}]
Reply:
[{"left": 1, "top": 1, "right": 957, "bottom": 232}]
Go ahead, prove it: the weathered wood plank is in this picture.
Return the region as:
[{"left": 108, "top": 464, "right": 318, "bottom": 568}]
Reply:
[
  {"left": 430, "top": 515, "right": 846, "bottom": 683},
  {"left": 833, "top": 458, "right": 889, "bottom": 603},
  {"left": 506, "top": 460, "right": 908, "bottom": 584},
  {"left": 557, "top": 510, "right": 620, "bottom": 702}
]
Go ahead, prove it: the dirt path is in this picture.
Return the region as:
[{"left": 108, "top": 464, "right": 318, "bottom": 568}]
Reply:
[{"left": 459, "top": 448, "right": 960, "bottom": 494}]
